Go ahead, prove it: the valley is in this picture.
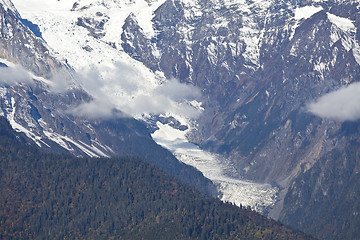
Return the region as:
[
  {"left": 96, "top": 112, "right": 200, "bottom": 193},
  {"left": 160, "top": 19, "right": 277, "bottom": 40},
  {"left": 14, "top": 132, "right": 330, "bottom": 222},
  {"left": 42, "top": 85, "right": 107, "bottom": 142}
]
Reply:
[{"left": 1, "top": 0, "right": 360, "bottom": 239}]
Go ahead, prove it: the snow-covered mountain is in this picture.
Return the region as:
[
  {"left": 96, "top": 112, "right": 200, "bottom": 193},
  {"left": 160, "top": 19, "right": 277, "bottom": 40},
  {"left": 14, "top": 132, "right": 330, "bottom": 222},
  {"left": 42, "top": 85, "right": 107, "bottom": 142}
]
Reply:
[
  {"left": 2, "top": 0, "right": 360, "bottom": 238},
  {"left": 3, "top": 0, "right": 280, "bottom": 214},
  {"left": 0, "top": 0, "right": 217, "bottom": 197}
]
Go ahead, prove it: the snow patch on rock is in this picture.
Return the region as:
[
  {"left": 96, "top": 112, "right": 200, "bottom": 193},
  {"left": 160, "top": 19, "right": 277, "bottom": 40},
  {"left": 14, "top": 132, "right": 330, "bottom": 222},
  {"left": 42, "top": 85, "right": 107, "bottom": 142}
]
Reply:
[
  {"left": 327, "top": 13, "right": 355, "bottom": 32},
  {"left": 294, "top": 5, "right": 323, "bottom": 20}
]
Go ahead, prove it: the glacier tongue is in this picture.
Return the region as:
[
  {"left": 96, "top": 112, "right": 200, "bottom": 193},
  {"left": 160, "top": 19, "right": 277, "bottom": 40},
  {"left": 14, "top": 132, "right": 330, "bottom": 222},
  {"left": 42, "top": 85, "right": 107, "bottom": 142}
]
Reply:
[{"left": 152, "top": 122, "right": 278, "bottom": 213}]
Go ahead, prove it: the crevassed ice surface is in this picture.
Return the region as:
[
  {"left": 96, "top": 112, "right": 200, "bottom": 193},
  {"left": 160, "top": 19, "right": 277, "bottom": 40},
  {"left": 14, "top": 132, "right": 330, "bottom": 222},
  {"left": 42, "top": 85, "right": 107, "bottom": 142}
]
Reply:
[{"left": 152, "top": 122, "right": 278, "bottom": 213}]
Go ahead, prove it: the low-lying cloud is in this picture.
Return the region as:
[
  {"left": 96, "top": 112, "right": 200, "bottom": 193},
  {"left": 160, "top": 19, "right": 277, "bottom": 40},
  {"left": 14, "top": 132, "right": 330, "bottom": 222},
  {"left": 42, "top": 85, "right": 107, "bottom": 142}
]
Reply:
[
  {"left": 307, "top": 82, "right": 360, "bottom": 121},
  {"left": 48, "top": 72, "right": 73, "bottom": 93},
  {"left": 154, "top": 79, "right": 201, "bottom": 101},
  {"left": 68, "top": 62, "right": 202, "bottom": 119},
  {"left": 121, "top": 78, "right": 201, "bottom": 118},
  {"left": 66, "top": 98, "right": 125, "bottom": 119},
  {"left": 0, "top": 64, "right": 32, "bottom": 85}
]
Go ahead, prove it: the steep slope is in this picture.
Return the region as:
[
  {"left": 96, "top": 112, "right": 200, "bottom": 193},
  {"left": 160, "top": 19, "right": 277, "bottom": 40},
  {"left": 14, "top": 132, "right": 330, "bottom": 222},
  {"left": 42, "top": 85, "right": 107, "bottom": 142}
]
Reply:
[
  {"left": 280, "top": 121, "right": 360, "bottom": 239},
  {"left": 109, "top": 1, "right": 360, "bottom": 232},
  {"left": 0, "top": 1, "right": 63, "bottom": 77},
  {"left": 140, "top": 0, "right": 360, "bottom": 228},
  {"left": 0, "top": 116, "right": 313, "bottom": 240},
  {"left": 144, "top": 0, "right": 360, "bottom": 183},
  {"left": 0, "top": 0, "right": 216, "bottom": 195}
]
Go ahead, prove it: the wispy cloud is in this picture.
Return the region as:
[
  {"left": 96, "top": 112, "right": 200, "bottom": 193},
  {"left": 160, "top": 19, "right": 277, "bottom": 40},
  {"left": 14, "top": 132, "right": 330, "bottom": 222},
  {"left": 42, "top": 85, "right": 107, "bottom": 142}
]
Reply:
[
  {"left": 121, "top": 78, "right": 202, "bottom": 118},
  {"left": 0, "top": 64, "right": 32, "bottom": 85},
  {"left": 67, "top": 62, "right": 202, "bottom": 119},
  {"left": 48, "top": 72, "right": 73, "bottom": 93},
  {"left": 66, "top": 98, "right": 126, "bottom": 119},
  {"left": 307, "top": 82, "right": 360, "bottom": 121}
]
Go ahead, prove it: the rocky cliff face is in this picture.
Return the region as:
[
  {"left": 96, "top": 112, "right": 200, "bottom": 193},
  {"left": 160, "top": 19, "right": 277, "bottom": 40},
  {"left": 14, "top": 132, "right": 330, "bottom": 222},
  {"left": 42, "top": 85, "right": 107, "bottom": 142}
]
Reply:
[
  {"left": 280, "top": 121, "right": 360, "bottom": 240},
  {"left": 0, "top": 3, "right": 63, "bottom": 77}
]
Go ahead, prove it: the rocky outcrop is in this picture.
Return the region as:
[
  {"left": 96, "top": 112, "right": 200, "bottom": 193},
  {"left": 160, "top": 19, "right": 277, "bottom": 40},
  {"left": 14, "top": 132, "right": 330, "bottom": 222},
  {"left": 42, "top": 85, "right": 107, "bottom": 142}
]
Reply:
[
  {"left": 121, "top": 13, "right": 159, "bottom": 71},
  {"left": 0, "top": 3, "right": 63, "bottom": 78}
]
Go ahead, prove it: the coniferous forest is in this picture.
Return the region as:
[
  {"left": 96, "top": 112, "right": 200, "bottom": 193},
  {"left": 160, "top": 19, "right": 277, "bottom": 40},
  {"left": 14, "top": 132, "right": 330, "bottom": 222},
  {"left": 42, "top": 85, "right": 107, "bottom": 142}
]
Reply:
[{"left": 0, "top": 117, "right": 313, "bottom": 239}]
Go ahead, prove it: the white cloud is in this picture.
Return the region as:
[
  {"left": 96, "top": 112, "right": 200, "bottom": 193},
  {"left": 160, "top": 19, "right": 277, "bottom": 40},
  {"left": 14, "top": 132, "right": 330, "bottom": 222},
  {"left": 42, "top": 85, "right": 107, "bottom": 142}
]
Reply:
[
  {"left": 67, "top": 63, "right": 203, "bottom": 119},
  {"left": 307, "top": 82, "right": 360, "bottom": 121},
  {"left": 121, "top": 78, "right": 202, "bottom": 118},
  {"left": 154, "top": 79, "right": 201, "bottom": 102},
  {"left": 0, "top": 65, "right": 32, "bottom": 85},
  {"left": 48, "top": 72, "right": 72, "bottom": 92},
  {"left": 66, "top": 98, "right": 127, "bottom": 119}
]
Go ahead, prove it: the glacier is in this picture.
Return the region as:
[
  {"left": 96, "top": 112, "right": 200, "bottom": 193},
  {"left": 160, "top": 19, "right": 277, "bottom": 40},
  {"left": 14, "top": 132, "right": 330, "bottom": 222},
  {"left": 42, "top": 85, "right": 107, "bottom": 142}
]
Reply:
[
  {"left": 152, "top": 122, "right": 278, "bottom": 213},
  {"left": 10, "top": 0, "right": 280, "bottom": 212}
]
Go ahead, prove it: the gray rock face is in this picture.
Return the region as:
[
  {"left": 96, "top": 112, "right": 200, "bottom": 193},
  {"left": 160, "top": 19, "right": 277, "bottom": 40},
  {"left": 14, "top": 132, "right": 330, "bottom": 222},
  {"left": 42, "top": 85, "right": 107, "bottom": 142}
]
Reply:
[
  {"left": 76, "top": 16, "right": 109, "bottom": 39},
  {"left": 279, "top": 121, "right": 360, "bottom": 240},
  {"left": 0, "top": 3, "right": 63, "bottom": 78},
  {"left": 121, "top": 13, "right": 159, "bottom": 71},
  {"left": 123, "top": 0, "right": 357, "bottom": 180}
]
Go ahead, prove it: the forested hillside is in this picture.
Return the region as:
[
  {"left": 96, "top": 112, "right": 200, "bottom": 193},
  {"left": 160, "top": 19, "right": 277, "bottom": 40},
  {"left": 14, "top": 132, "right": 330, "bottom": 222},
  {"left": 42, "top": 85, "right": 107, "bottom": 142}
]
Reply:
[{"left": 0, "top": 117, "right": 312, "bottom": 239}]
